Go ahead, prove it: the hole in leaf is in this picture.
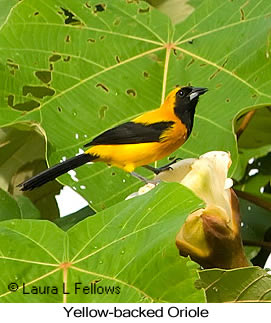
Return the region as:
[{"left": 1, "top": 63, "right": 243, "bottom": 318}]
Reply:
[
  {"left": 126, "top": 89, "right": 137, "bottom": 97},
  {"left": 8, "top": 95, "right": 40, "bottom": 111},
  {"left": 7, "top": 95, "right": 13, "bottom": 107},
  {"left": 58, "top": 107, "right": 62, "bottom": 112},
  {"left": 111, "top": 172, "right": 115, "bottom": 176},
  {"left": 49, "top": 54, "right": 61, "bottom": 62},
  {"left": 251, "top": 94, "right": 257, "bottom": 99},
  {"left": 61, "top": 7, "right": 81, "bottom": 25},
  {"left": 34, "top": 12, "right": 39, "bottom": 16},
  {"left": 209, "top": 59, "right": 228, "bottom": 79},
  {"left": 99, "top": 35, "right": 105, "bottom": 41},
  {"left": 99, "top": 105, "right": 108, "bottom": 119},
  {"left": 240, "top": 8, "right": 245, "bottom": 20},
  {"left": 188, "top": 39, "right": 193, "bottom": 44},
  {"left": 209, "top": 69, "right": 220, "bottom": 80},
  {"left": 226, "top": 98, "right": 230, "bottom": 103},
  {"left": 200, "top": 63, "right": 207, "bottom": 67},
  {"left": 186, "top": 58, "right": 195, "bottom": 69},
  {"left": 94, "top": 4, "right": 106, "bottom": 13},
  {"left": 85, "top": 2, "right": 91, "bottom": 8},
  {"left": 63, "top": 56, "right": 71, "bottom": 62},
  {"left": 65, "top": 35, "right": 71, "bottom": 42},
  {"left": 6, "top": 59, "right": 19, "bottom": 75},
  {"left": 248, "top": 168, "right": 259, "bottom": 176},
  {"left": 35, "top": 70, "right": 52, "bottom": 84},
  {"left": 96, "top": 83, "right": 109, "bottom": 92},
  {"left": 87, "top": 38, "right": 96, "bottom": 43},
  {"left": 138, "top": 6, "right": 150, "bottom": 14},
  {"left": 115, "top": 55, "right": 121, "bottom": 63},
  {"left": 113, "top": 17, "right": 121, "bottom": 26},
  {"left": 143, "top": 71, "right": 149, "bottom": 79},
  {"left": 23, "top": 85, "right": 55, "bottom": 99},
  {"left": 173, "top": 49, "right": 177, "bottom": 56}
]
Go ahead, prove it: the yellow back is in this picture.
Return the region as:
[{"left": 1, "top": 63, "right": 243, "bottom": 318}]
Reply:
[{"left": 133, "top": 87, "right": 182, "bottom": 124}]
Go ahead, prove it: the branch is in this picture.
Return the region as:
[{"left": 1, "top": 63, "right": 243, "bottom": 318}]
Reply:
[
  {"left": 243, "top": 240, "right": 271, "bottom": 252},
  {"left": 236, "top": 110, "right": 256, "bottom": 140},
  {"left": 234, "top": 189, "right": 271, "bottom": 212}
]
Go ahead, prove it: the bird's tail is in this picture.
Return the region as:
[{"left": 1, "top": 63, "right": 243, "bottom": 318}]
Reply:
[{"left": 18, "top": 153, "right": 97, "bottom": 191}]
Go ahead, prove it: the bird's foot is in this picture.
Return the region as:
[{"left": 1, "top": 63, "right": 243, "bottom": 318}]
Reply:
[{"left": 143, "top": 158, "right": 182, "bottom": 175}]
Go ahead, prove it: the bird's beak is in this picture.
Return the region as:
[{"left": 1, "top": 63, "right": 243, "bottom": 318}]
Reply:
[{"left": 189, "top": 87, "right": 208, "bottom": 101}]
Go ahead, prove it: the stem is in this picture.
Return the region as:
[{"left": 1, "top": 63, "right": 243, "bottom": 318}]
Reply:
[
  {"left": 243, "top": 240, "right": 271, "bottom": 251},
  {"left": 234, "top": 189, "right": 271, "bottom": 212},
  {"left": 236, "top": 110, "right": 256, "bottom": 139}
]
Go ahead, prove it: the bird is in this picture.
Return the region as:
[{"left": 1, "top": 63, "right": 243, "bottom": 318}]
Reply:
[{"left": 18, "top": 86, "right": 207, "bottom": 191}]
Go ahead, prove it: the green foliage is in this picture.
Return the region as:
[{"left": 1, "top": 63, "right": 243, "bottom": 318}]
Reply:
[
  {"left": 240, "top": 198, "right": 271, "bottom": 260},
  {"left": 235, "top": 107, "right": 271, "bottom": 180},
  {"left": 236, "top": 153, "right": 271, "bottom": 204},
  {"left": 1, "top": 0, "right": 270, "bottom": 209},
  {"left": 0, "top": 189, "right": 40, "bottom": 221},
  {"left": 199, "top": 267, "right": 271, "bottom": 302},
  {"left": 54, "top": 205, "right": 95, "bottom": 231},
  {"left": 0, "top": 183, "right": 205, "bottom": 302},
  {"left": 0, "top": 0, "right": 18, "bottom": 27},
  {"left": 0, "top": 0, "right": 270, "bottom": 303},
  {"left": 0, "top": 123, "right": 62, "bottom": 220}
]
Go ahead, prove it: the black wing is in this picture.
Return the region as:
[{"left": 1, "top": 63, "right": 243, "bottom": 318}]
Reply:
[{"left": 84, "top": 121, "right": 175, "bottom": 147}]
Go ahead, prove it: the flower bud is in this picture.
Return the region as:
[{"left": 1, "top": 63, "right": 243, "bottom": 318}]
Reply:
[
  {"left": 127, "top": 151, "right": 249, "bottom": 269},
  {"left": 157, "top": 151, "right": 249, "bottom": 269}
]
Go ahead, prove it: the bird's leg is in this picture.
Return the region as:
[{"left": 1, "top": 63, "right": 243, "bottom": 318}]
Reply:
[
  {"left": 142, "top": 165, "right": 160, "bottom": 175},
  {"left": 143, "top": 158, "right": 182, "bottom": 175},
  {"left": 130, "top": 172, "right": 160, "bottom": 185}
]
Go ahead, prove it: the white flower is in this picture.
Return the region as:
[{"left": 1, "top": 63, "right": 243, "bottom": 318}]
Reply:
[{"left": 126, "top": 151, "right": 248, "bottom": 269}]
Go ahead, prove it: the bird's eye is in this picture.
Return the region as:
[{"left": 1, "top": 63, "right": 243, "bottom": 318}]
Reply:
[{"left": 177, "top": 90, "right": 184, "bottom": 97}]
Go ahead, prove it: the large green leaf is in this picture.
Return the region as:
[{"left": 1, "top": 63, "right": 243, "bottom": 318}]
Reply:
[
  {"left": 0, "top": 188, "right": 21, "bottom": 221},
  {"left": 0, "top": 183, "right": 205, "bottom": 303},
  {"left": 199, "top": 267, "right": 271, "bottom": 302},
  {"left": 0, "top": 0, "right": 271, "bottom": 211},
  {"left": 54, "top": 205, "right": 95, "bottom": 231},
  {"left": 0, "top": 0, "right": 18, "bottom": 27},
  {"left": 0, "top": 188, "right": 40, "bottom": 221}
]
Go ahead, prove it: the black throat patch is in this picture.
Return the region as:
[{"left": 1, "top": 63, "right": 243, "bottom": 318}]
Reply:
[{"left": 174, "top": 96, "right": 198, "bottom": 138}]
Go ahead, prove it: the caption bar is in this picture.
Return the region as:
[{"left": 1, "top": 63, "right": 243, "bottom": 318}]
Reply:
[{"left": 63, "top": 306, "right": 209, "bottom": 318}]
